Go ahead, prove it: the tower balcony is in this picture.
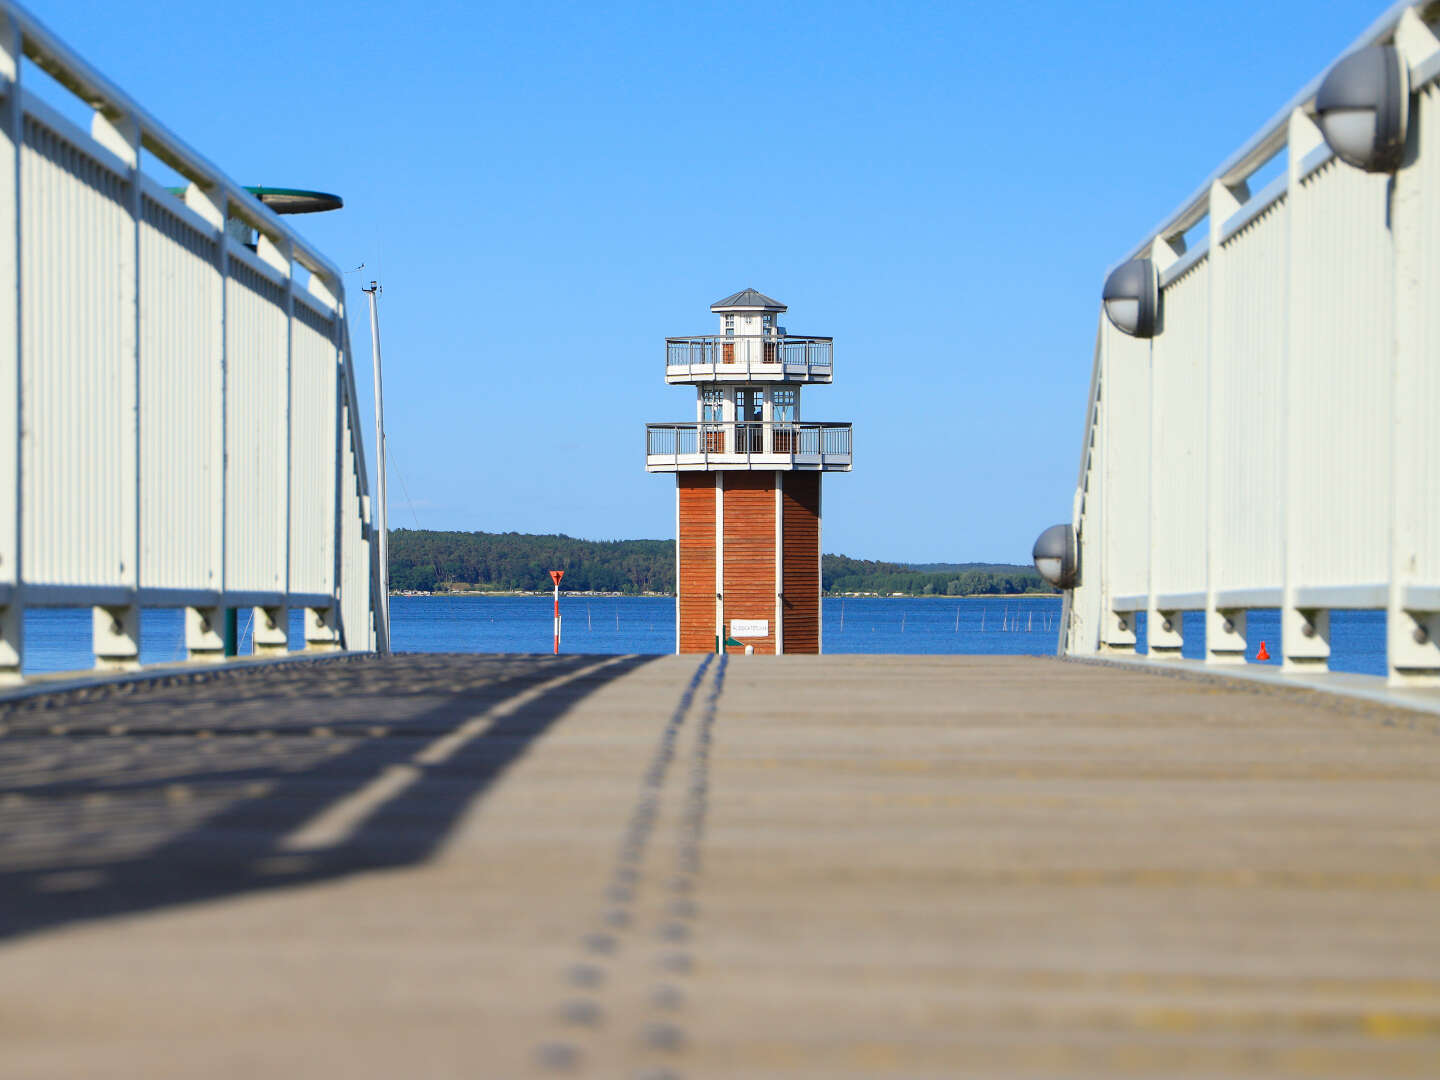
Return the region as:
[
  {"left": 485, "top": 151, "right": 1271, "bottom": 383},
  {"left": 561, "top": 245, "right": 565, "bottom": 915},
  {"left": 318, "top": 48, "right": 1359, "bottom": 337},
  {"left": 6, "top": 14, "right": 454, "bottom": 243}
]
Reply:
[
  {"left": 665, "top": 335, "right": 833, "bottom": 384},
  {"left": 645, "top": 422, "right": 852, "bottom": 472}
]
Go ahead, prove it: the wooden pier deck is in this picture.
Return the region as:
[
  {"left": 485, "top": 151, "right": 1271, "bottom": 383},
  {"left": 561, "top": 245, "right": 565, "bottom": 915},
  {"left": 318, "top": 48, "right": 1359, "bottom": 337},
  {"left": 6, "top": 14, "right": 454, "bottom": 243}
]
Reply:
[{"left": 1, "top": 653, "right": 1438, "bottom": 1078}]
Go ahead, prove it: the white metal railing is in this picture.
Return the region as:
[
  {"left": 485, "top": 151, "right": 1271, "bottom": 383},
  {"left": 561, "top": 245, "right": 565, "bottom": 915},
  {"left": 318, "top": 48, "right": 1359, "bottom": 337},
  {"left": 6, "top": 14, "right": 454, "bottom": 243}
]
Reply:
[
  {"left": 645, "top": 422, "right": 852, "bottom": 470},
  {"left": 664, "top": 334, "right": 833, "bottom": 380},
  {"left": 0, "top": 2, "right": 379, "bottom": 678},
  {"left": 1063, "top": 1, "right": 1440, "bottom": 687}
]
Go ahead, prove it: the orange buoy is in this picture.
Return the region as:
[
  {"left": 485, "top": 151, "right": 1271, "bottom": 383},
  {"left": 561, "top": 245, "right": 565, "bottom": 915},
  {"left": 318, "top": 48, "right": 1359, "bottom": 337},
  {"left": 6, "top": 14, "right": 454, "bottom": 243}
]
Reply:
[{"left": 1256, "top": 640, "right": 1270, "bottom": 661}]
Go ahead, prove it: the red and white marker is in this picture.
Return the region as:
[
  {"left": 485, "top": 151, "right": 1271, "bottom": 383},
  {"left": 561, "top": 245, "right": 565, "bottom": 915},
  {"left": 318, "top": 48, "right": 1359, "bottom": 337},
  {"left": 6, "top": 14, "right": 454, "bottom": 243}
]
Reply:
[{"left": 550, "top": 570, "right": 565, "bottom": 654}]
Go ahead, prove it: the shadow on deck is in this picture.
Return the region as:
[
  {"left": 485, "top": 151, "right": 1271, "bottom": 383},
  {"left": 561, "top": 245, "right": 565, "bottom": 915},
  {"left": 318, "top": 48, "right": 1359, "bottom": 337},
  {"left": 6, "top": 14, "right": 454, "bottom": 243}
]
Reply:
[{"left": 0, "top": 652, "right": 656, "bottom": 942}]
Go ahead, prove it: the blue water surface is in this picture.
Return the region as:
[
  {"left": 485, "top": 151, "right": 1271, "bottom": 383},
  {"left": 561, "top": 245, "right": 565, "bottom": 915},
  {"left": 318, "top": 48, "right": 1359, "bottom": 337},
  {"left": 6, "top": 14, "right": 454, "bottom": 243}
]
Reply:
[
  {"left": 18, "top": 594, "right": 1387, "bottom": 675},
  {"left": 391, "top": 594, "right": 1065, "bottom": 658}
]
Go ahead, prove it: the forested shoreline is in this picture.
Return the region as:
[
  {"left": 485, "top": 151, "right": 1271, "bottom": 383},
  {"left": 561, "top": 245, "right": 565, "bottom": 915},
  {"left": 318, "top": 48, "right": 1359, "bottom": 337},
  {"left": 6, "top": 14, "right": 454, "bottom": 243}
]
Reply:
[{"left": 389, "top": 530, "right": 1054, "bottom": 596}]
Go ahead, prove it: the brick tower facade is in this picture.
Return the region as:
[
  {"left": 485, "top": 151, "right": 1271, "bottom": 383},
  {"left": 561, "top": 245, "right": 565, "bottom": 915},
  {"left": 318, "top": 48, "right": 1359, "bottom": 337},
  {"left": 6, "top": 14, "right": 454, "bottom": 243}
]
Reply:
[{"left": 645, "top": 290, "right": 852, "bottom": 654}]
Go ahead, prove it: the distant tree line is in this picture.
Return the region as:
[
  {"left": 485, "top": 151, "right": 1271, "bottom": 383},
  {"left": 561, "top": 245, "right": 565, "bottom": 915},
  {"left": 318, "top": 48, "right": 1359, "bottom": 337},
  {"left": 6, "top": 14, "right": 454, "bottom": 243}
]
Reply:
[
  {"left": 388, "top": 530, "right": 1053, "bottom": 596},
  {"left": 821, "top": 554, "right": 1055, "bottom": 596},
  {"left": 389, "top": 530, "right": 672, "bottom": 594}
]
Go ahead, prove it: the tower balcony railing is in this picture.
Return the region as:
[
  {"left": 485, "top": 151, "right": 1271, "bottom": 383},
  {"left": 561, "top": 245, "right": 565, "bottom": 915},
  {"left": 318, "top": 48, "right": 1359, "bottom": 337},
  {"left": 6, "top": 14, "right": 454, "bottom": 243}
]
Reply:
[
  {"left": 645, "top": 422, "right": 852, "bottom": 471},
  {"left": 664, "top": 335, "right": 833, "bottom": 383}
]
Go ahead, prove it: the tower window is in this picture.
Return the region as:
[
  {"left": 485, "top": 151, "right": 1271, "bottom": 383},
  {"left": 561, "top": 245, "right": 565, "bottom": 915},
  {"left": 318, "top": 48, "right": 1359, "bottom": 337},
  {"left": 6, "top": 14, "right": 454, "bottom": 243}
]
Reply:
[{"left": 724, "top": 314, "right": 735, "bottom": 337}]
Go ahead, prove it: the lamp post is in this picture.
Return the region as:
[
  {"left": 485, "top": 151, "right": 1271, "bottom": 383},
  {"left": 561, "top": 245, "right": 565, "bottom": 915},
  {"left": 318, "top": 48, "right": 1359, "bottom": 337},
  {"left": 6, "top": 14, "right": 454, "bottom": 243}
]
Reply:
[{"left": 363, "top": 282, "right": 391, "bottom": 655}]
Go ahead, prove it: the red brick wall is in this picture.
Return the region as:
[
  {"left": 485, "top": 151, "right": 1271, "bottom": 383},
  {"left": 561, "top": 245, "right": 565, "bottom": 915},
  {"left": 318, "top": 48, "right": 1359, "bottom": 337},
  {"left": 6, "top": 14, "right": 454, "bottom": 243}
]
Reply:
[
  {"left": 781, "top": 472, "right": 821, "bottom": 654},
  {"left": 677, "top": 475, "right": 716, "bottom": 653}
]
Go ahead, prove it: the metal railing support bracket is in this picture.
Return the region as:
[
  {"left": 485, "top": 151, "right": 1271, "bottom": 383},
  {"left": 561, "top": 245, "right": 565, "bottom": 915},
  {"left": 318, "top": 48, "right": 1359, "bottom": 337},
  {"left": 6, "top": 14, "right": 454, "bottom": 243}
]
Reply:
[
  {"left": 93, "top": 604, "right": 140, "bottom": 672},
  {"left": 1205, "top": 607, "right": 1248, "bottom": 664},
  {"left": 185, "top": 605, "right": 224, "bottom": 660},
  {"left": 1099, "top": 608, "right": 1136, "bottom": 654},
  {"left": 252, "top": 604, "right": 289, "bottom": 657},
  {"left": 1147, "top": 604, "right": 1183, "bottom": 656},
  {"left": 304, "top": 605, "right": 341, "bottom": 651},
  {"left": 0, "top": 603, "right": 20, "bottom": 682}
]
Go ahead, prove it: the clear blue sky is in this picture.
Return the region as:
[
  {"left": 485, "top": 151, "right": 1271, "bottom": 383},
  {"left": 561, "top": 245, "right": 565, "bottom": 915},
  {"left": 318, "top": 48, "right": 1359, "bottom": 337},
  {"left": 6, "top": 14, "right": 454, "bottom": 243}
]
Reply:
[{"left": 40, "top": 0, "right": 1385, "bottom": 562}]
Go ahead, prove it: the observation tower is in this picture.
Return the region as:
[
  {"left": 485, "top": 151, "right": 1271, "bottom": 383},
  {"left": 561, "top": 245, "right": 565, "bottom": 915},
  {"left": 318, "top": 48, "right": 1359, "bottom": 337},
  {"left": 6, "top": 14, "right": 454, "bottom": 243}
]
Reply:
[{"left": 645, "top": 290, "right": 853, "bottom": 654}]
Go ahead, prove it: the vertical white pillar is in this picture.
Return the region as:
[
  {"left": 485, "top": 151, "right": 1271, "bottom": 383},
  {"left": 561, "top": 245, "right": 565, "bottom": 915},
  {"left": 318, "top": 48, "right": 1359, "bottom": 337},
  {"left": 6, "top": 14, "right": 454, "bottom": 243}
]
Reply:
[
  {"left": 1282, "top": 108, "right": 1330, "bottom": 671},
  {"left": 1146, "top": 235, "right": 1186, "bottom": 658},
  {"left": 183, "top": 182, "right": 227, "bottom": 634},
  {"left": 1205, "top": 178, "right": 1250, "bottom": 663},
  {"left": 91, "top": 109, "right": 142, "bottom": 671},
  {"left": 673, "top": 477, "right": 680, "bottom": 655},
  {"left": 0, "top": 15, "right": 21, "bottom": 682},
  {"left": 816, "top": 474, "right": 823, "bottom": 655},
  {"left": 1098, "top": 323, "right": 1136, "bottom": 655},
  {"left": 1388, "top": 12, "right": 1440, "bottom": 685},
  {"left": 1067, "top": 327, "right": 1104, "bottom": 656},
  {"left": 257, "top": 234, "right": 295, "bottom": 614},
  {"left": 323, "top": 294, "right": 344, "bottom": 647},
  {"left": 774, "top": 472, "right": 784, "bottom": 655},
  {"left": 714, "top": 472, "right": 723, "bottom": 653}
]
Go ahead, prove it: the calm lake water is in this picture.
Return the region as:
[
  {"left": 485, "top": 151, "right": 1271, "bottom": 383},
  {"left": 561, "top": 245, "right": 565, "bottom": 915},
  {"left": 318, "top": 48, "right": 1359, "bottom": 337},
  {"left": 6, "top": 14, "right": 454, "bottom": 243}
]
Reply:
[{"left": 20, "top": 594, "right": 1388, "bottom": 676}]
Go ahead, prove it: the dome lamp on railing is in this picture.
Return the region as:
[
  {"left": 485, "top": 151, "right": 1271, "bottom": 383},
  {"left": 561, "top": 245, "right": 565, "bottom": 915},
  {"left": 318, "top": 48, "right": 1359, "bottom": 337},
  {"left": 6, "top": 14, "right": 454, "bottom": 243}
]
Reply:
[
  {"left": 1032, "top": 524, "right": 1078, "bottom": 589},
  {"left": 1314, "top": 45, "right": 1409, "bottom": 172},
  {"left": 1101, "top": 258, "right": 1158, "bottom": 338}
]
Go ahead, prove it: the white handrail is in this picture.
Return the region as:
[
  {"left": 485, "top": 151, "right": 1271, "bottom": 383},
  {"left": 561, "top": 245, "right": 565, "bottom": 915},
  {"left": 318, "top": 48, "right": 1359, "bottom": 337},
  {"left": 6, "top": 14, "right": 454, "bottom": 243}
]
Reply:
[
  {"left": 0, "top": 0, "right": 377, "bottom": 677},
  {"left": 1066, "top": 3, "right": 1440, "bottom": 690}
]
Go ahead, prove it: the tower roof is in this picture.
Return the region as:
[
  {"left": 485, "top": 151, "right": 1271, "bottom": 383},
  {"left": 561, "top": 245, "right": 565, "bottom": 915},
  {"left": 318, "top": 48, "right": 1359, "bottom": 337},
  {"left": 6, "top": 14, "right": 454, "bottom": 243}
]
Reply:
[{"left": 710, "top": 288, "right": 787, "bottom": 313}]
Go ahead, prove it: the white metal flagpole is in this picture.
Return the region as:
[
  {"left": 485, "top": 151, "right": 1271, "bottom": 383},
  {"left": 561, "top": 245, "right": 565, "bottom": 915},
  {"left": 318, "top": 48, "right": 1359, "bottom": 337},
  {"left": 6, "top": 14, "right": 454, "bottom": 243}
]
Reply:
[{"left": 363, "top": 281, "right": 391, "bottom": 655}]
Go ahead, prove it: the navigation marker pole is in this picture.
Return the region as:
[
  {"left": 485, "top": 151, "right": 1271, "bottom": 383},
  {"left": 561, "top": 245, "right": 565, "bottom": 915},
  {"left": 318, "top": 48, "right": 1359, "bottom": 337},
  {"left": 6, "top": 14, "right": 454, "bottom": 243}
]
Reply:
[
  {"left": 550, "top": 571, "right": 565, "bottom": 654},
  {"left": 363, "top": 282, "right": 391, "bottom": 655}
]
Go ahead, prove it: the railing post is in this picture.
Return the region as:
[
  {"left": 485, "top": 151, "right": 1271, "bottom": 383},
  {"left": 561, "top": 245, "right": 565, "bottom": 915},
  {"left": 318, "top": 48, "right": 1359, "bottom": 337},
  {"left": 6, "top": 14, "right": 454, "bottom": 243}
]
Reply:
[
  {"left": 1281, "top": 107, "right": 1331, "bottom": 671},
  {"left": 184, "top": 182, "right": 228, "bottom": 667},
  {"left": 0, "top": 13, "right": 21, "bottom": 682},
  {"left": 1146, "top": 236, "right": 1186, "bottom": 658},
  {"left": 1387, "top": 11, "right": 1440, "bottom": 685},
  {"left": 260, "top": 234, "right": 296, "bottom": 623},
  {"left": 252, "top": 604, "right": 289, "bottom": 656},
  {"left": 90, "top": 107, "right": 142, "bottom": 673},
  {"left": 1205, "top": 178, "right": 1250, "bottom": 663},
  {"left": 322, "top": 282, "right": 345, "bottom": 645}
]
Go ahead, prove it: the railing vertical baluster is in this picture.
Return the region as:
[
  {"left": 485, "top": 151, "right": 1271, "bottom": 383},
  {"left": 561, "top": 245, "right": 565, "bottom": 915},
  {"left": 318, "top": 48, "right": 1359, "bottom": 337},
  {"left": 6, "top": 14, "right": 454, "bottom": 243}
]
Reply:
[
  {"left": 89, "top": 108, "right": 142, "bottom": 671},
  {"left": 182, "top": 182, "right": 227, "bottom": 660},
  {"left": 1205, "top": 179, "right": 1249, "bottom": 664},
  {"left": 306, "top": 281, "right": 344, "bottom": 652},
  {"left": 1388, "top": 12, "right": 1440, "bottom": 685},
  {"left": 1146, "top": 235, "right": 1185, "bottom": 659},
  {"left": 1097, "top": 321, "right": 1136, "bottom": 655},
  {"left": 1281, "top": 108, "right": 1331, "bottom": 671}
]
